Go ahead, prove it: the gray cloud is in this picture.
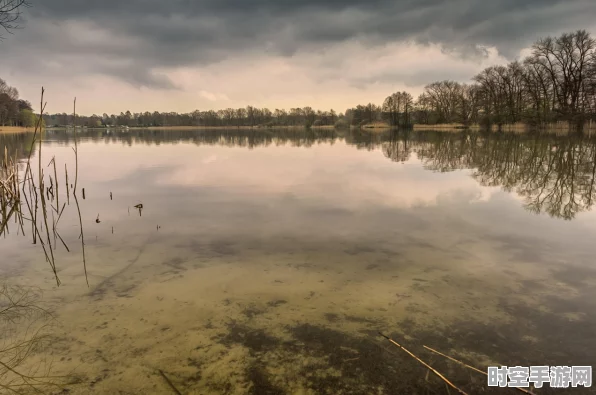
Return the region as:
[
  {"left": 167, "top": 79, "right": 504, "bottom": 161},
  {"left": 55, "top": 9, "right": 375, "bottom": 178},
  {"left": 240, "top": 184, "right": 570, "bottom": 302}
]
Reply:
[
  {"left": 2, "top": 0, "right": 596, "bottom": 89},
  {"left": 352, "top": 68, "right": 479, "bottom": 90}
]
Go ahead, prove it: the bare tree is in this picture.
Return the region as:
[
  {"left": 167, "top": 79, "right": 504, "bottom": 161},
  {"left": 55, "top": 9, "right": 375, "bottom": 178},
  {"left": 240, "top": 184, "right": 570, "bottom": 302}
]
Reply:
[
  {"left": 530, "top": 30, "right": 596, "bottom": 130},
  {"left": 0, "top": 0, "right": 30, "bottom": 38},
  {"left": 419, "top": 81, "right": 465, "bottom": 124},
  {"left": 458, "top": 84, "right": 481, "bottom": 126},
  {"left": 521, "top": 57, "right": 556, "bottom": 126},
  {"left": 383, "top": 92, "right": 413, "bottom": 127}
]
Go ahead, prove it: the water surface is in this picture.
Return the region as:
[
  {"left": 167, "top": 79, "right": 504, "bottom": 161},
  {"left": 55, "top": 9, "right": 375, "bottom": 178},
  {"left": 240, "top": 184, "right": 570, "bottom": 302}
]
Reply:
[{"left": 1, "top": 128, "right": 595, "bottom": 394}]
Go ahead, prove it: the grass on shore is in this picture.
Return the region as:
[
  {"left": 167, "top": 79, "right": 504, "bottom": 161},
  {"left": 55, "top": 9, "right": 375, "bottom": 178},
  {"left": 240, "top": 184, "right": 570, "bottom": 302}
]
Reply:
[
  {"left": 361, "top": 121, "right": 392, "bottom": 129},
  {"left": 0, "top": 126, "right": 40, "bottom": 134},
  {"left": 414, "top": 121, "right": 596, "bottom": 132},
  {"left": 413, "top": 123, "right": 478, "bottom": 130},
  {"left": 25, "top": 120, "right": 596, "bottom": 133},
  {"left": 130, "top": 125, "right": 338, "bottom": 131}
]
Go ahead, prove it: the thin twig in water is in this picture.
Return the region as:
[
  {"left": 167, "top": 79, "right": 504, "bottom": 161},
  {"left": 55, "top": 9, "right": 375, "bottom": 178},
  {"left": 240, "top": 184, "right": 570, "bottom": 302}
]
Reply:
[
  {"left": 378, "top": 332, "right": 469, "bottom": 395},
  {"left": 52, "top": 156, "right": 58, "bottom": 209},
  {"left": 55, "top": 231, "right": 70, "bottom": 252},
  {"left": 35, "top": 88, "right": 59, "bottom": 285},
  {"left": 73, "top": 97, "right": 78, "bottom": 194},
  {"left": 72, "top": 97, "right": 89, "bottom": 286},
  {"left": 64, "top": 164, "right": 69, "bottom": 205},
  {"left": 55, "top": 203, "right": 66, "bottom": 225},
  {"left": 158, "top": 369, "right": 182, "bottom": 395},
  {"left": 423, "top": 346, "right": 536, "bottom": 395}
]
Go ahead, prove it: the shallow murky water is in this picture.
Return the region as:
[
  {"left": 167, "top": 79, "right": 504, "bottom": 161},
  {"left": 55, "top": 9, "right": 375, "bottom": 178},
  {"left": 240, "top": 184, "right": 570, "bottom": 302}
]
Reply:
[{"left": 1, "top": 128, "right": 596, "bottom": 394}]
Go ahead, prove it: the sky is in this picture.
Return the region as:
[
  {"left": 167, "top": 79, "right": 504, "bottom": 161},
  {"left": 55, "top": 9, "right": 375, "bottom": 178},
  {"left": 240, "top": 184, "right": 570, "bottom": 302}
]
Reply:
[{"left": 1, "top": 0, "right": 595, "bottom": 115}]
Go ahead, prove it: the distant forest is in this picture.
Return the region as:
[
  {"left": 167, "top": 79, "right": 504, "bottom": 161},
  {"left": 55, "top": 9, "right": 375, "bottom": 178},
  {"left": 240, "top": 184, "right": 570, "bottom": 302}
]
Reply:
[{"left": 2, "top": 30, "right": 596, "bottom": 131}]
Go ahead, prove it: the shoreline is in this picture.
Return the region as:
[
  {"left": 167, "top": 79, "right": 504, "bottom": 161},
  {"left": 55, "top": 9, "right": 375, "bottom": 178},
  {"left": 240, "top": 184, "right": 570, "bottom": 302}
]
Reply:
[
  {"left": 129, "top": 125, "right": 340, "bottom": 131},
  {"left": 0, "top": 126, "right": 38, "bottom": 134},
  {"left": 414, "top": 121, "right": 596, "bottom": 132},
  {"left": 41, "top": 125, "right": 340, "bottom": 131},
  {"left": 413, "top": 123, "right": 478, "bottom": 131},
  {"left": 13, "top": 122, "right": 596, "bottom": 134}
]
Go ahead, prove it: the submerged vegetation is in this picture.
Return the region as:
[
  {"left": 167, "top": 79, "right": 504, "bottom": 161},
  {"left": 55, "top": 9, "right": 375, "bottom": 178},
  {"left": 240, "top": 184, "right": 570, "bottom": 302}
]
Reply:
[
  {"left": 1, "top": 124, "right": 595, "bottom": 393},
  {"left": 0, "top": 284, "right": 58, "bottom": 394}
]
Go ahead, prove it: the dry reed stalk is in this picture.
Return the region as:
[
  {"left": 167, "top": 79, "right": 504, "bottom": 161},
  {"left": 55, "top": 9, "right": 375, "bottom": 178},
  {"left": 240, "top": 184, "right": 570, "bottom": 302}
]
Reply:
[
  {"left": 423, "top": 346, "right": 537, "bottom": 395},
  {"left": 158, "top": 369, "right": 182, "bottom": 395},
  {"left": 378, "top": 333, "right": 469, "bottom": 395},
  {"left": 52, "top": 157, "right": 58, "bottom": 209},
  {"left": 64, "top": 163, "right": 69, "bottom": 205},
  {"left": 1, "top": 87, "right": 72, "bottom": 285},
  {"left": 71, "top": 97, "right": 88, "bottom": 286},
  {"left": 35, "top": 89, "right": 59, "bottom": 285},
  {"left": 14, "top": 151, "right": 25, "bottom": 236}
]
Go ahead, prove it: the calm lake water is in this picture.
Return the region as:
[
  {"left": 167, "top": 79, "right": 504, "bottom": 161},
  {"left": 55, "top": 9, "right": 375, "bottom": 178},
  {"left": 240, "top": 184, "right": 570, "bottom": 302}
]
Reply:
[{"left": 1, "top": 128, "right": 596, "bottom": 394}]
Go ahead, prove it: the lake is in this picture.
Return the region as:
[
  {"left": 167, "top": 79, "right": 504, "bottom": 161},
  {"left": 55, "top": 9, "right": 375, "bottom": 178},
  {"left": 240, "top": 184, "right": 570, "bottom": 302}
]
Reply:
[{"left": 1, "top": 128, "right": 595, "bottom": 394}]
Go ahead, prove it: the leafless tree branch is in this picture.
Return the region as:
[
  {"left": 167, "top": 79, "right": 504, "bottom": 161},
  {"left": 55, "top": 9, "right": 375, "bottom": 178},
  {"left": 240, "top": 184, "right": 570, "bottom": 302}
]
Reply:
[{"left": 0, "top": 0, "right": 31, "bottom": 39}]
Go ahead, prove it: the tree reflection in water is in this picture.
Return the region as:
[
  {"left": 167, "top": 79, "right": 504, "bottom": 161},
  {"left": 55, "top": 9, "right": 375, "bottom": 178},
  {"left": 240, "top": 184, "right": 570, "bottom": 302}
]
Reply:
[
  {"left": 2, "top": 127, "right": 595, "bottom": 220},
  {"left": 382, "top": 130, "right": 596, "bottom": 220}
]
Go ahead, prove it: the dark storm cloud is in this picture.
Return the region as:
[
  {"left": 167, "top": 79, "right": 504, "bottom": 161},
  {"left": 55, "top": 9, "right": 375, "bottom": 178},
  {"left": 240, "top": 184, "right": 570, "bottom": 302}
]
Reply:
[{"left": 3, "top": 0, "right": 596, "bottom": 88}]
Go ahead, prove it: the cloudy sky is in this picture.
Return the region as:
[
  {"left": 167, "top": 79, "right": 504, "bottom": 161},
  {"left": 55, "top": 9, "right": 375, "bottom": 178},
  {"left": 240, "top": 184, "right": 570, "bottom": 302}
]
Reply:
[{"left": 1, "top": 0, "right": 595, "bottom": 115}]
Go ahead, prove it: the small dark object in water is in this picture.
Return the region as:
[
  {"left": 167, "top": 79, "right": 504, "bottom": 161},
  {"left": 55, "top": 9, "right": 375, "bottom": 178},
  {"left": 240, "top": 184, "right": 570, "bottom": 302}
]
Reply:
[
  {"left": 134, "top": 203, "right": 143, "bottom": 216},
  {"left": 110, "top": 192, "right": 113, "bottom": 200},
  {"left": 157, "top": 225, "right": 161, "bottom": 231},
  {"left": 158, "top": 369, "right": 182, "bottom": 395},
  {"left": 82, "top": 188, "right": 86, "bottom": 199},
  {"left": 111, "top": 226, "right": 114, "bottom": 234},
  {"left": 95, "top": 214, "right": 100, "bottom": 223}
]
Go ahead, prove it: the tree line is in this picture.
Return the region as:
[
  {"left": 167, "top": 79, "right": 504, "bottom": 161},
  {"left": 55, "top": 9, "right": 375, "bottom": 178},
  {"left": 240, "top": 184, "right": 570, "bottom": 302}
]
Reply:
[
  {"left": 42, "top": 106, "right": 341, "bottom": 129},
  {"left": 5, "top": 29, "right": 596, "bottom": 131},
  {"left": 0, "top": 78, "right": 37, "bottom": 127},
  {"left": 349, "top": 30, "right": 596, "bottom": 130}
]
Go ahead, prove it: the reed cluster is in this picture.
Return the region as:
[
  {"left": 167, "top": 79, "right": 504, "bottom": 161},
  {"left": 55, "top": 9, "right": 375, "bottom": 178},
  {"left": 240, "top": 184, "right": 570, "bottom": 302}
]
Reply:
[{"left": 0, "top": 88, "right": 87, "bottom": 286}]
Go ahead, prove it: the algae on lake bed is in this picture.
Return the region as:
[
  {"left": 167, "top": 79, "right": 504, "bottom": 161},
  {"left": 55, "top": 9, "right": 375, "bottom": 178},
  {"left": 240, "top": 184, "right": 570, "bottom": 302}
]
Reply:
[{"left": 2, "top": 129, "right": 596, "bottom": 394}]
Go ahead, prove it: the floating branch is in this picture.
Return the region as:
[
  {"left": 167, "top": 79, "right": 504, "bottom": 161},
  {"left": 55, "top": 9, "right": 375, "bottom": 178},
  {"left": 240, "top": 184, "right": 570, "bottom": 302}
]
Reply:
[
  {"left": 423, "top": 346, "right": 536, "bottom": 395},
  {"left": 378, "top": 332, "right": 469, "bottom": 395},
  {"left": 157, "top": 369, "right": 182, "bottom": 395}
]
